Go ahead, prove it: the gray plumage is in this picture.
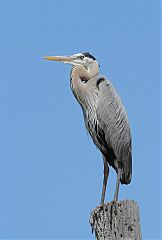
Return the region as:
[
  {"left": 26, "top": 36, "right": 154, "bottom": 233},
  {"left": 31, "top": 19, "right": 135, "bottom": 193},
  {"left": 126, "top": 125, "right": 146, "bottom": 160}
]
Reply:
[
  {"left": 70, "top": 71, "right": 132, "bottom": 184},
  {"left": 44, "top": 52, "right": 132, "bottom": 204}
]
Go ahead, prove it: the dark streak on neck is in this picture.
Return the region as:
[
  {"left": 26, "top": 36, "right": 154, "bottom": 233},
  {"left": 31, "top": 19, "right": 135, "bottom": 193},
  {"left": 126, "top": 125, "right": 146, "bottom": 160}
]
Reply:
[{"left": 96, "top": 77, "right": 105, "bottom": 89}]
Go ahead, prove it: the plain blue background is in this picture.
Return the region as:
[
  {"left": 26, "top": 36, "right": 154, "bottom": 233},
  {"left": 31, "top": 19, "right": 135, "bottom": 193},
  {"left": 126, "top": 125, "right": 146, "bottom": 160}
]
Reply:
[{"left": 0, "top": 0, "right": 161, "bottom": 239}]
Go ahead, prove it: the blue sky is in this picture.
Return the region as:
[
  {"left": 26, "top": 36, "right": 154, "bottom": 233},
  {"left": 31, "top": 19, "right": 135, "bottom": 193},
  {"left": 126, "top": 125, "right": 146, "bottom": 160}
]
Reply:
[{"left": 0, "top": 0, "right": 161, "bottom": 239}]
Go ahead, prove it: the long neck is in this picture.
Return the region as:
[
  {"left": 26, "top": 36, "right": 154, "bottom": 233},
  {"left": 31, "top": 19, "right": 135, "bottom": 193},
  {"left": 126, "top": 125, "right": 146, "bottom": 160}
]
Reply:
[{"left": 70, "top": 62, "right": 99, "bottom": 104}]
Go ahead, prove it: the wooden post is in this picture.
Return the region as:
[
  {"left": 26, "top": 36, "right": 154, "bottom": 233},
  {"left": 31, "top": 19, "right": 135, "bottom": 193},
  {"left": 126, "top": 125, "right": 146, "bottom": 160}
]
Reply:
[{"left": 89, "top": 200, "right": 142, "bottom": 240}]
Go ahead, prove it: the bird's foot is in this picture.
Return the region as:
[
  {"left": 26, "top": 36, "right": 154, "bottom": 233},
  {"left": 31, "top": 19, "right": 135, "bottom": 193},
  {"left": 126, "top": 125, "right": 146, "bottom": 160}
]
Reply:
[
  {"left": 112, "top": 195, "right": 118, "bottom": 202},
  {"left": 94, "top": 200, "right": 105, "bottom": 210}
]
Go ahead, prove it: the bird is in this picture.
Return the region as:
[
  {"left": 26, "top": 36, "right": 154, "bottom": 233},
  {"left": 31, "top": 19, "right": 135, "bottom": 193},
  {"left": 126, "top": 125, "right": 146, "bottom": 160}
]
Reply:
[{"left": 44, "top": 52, "right": 132, "bottom": 205}]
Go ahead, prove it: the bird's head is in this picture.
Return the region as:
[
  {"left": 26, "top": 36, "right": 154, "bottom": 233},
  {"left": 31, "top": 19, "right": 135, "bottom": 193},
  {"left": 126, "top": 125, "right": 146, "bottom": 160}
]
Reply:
[{"left": 44, "top": 52, "right": 99, "bottom": 70}]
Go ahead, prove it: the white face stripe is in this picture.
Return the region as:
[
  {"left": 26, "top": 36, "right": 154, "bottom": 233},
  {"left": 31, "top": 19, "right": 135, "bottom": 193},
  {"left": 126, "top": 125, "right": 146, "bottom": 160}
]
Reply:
[
  {"left": 72, "top": 53, "right": 84, "bottom": 58},
  {"left": 72, "top": 53, "right": 94, "bottom": 63},
  {"left": 64, "top": 52, "right": 97, "bottom": 67}
]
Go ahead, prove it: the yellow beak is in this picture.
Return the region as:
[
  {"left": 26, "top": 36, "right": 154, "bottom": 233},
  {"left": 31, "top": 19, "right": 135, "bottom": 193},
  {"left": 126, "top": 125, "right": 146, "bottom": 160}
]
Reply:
[{"left": 43, "top": 55, "right": 72, "bottom": 62}]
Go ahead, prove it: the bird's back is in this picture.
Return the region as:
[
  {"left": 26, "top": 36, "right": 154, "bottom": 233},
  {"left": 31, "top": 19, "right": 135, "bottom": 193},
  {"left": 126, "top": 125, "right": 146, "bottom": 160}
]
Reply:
[
  {"left": 96, "top": 77, "right": 132, "bottom": 184},
  {"left": 81, "top": 76, "right": 132, "bottom": 184}
]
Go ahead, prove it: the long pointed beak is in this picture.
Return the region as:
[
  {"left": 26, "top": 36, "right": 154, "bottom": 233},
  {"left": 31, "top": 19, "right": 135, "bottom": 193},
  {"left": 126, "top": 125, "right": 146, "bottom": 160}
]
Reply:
[{"left": 43, "top": 55, "right": 72, "bottom": 63}]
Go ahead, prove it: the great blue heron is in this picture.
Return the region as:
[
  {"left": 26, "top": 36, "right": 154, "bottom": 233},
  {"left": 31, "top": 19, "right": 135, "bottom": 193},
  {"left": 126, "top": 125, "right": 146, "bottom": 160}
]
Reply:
[{"left": 44, "top": 52, "right": 132, "bottom": 205}]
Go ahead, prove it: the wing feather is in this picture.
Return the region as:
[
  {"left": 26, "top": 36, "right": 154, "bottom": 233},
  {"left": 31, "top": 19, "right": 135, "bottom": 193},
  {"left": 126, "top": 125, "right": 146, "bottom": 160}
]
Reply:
[{"left": 96, "top": 78, "right": 132, "bottom": 184}]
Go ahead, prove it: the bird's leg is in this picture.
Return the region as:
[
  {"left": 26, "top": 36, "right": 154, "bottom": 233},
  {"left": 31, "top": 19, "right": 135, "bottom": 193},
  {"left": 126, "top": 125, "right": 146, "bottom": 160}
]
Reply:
[
  {"left": 100, "top": 158, "right": 109, "bottom": 205},
  {"left": 113, "top": 168, "right": 121, "bottom": 201}
]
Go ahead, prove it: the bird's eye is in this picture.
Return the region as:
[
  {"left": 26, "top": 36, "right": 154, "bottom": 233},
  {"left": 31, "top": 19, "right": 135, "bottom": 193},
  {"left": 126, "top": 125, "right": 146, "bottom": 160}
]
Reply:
[{"left": 80, "top": 56, "right": 84, "bottom": 60}]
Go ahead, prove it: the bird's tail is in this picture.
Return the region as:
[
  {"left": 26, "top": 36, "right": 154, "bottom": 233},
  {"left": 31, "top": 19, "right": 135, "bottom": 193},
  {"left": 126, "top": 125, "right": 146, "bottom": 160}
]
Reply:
[{"left": 120, "top": 149, "right": 132, "bottom": 184}]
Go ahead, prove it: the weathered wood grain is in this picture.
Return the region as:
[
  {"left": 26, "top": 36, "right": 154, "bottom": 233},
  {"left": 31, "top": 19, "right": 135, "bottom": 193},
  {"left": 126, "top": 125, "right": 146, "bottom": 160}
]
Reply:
[{"left": 89, "top": 200, "right": 142, "bottom": 240}]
